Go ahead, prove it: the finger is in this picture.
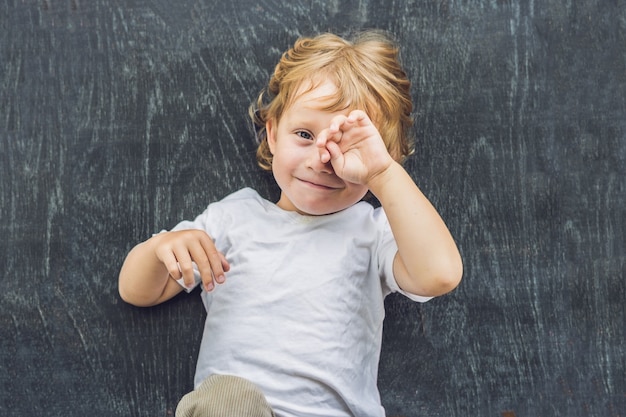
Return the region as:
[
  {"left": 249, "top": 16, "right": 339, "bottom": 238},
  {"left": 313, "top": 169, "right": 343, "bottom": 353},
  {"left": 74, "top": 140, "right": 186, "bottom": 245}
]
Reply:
[
  {"left": 202, "top": 251, "right": 230, "bottom": 292},
  {"left": 336, "top": 111, "right": 370, "bottom": 137},
  {"left": 316, "top": 128, "right": 328, "bottom": 149},
  {"left": 199, "top": 237, "right": 228, "bottom": 285},
  {"left": 325, "top": 140, "right": 344, "bottom": 164},
  {"left": 160, "top": 251, "right": 182, "bottom": 281},
  {"left": 173, "top": 247, "right": 197, "bottom": 289},
  {"left": 318, "top": 120, "right": 347, "bottom": 164},
  {"left": 219, "top": 252, "right": 231, "bottom": 273},
  {"left": 316, "top": 129, "right": 333, "bottom": 163},
  {"left": 187, "top": 242, "right": 216, "bottom": 291},
  {"left": 328, "top": 114, "right": 349, "bottom": 138},
  {"left": 347, "top": 109, "right": 368, "bottom": 124}
]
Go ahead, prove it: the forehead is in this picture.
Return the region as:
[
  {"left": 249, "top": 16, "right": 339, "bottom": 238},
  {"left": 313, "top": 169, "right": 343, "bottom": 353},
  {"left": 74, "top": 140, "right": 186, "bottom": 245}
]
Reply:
[
  {"left": 289, "top": 79, "right": 345, "bottom": 110},
  {"left": 280, "top": 76, "right": 380, "bottom": 124}
]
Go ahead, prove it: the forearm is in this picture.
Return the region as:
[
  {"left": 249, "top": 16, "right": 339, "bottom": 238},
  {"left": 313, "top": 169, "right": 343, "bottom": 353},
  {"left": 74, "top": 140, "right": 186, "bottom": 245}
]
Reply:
[
  {"left": 118, "top": 237, "right": 180, "bottom": 307},
  {"left": 368, "top": 162, "right": 463, "bottom": 296}
]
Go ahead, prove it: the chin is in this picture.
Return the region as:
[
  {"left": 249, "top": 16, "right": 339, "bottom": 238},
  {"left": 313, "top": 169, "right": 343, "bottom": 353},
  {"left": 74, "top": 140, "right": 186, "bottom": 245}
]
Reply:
[{"left": 294, "top": 201, "right": 348, "bottom": 216}]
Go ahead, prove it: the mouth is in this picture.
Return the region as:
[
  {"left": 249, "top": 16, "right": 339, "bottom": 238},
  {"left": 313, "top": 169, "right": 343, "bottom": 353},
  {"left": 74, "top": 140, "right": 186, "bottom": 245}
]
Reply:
[{"left": 298, "top": 178, "right": 341, "bottom": 190}]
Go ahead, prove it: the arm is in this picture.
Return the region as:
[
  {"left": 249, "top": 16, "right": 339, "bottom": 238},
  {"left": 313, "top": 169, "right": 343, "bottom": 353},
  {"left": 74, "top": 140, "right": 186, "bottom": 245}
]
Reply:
[
  {"left": 317, "top": 110, "right": 463, "bottom": 297},
  {"left": 118, "top": 230, "right": 230, "bottom": 307},
  {"left": 367, "top": 162, "right": 463, "bottom": 297}
]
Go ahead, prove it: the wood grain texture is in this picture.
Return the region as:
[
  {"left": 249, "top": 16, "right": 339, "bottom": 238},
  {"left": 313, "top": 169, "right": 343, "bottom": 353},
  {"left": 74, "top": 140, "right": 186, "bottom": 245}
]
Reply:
[{"left": 1, "top": 1, "right": 624, "bottom": 416}]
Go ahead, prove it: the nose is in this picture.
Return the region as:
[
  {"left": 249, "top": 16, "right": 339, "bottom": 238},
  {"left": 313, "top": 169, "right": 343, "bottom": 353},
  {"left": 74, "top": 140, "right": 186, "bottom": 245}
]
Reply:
[{"left": 306, "top": 147, "right": 334, "bottom": 174}]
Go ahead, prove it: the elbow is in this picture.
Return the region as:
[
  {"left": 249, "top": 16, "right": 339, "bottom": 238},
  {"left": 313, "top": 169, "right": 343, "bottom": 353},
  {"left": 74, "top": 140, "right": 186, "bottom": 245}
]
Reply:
[
  {"left": 118, "top": 278, "right": 152, "bottom": 307},
  {"left": 118, "top": 275, "right": 173, "bottom": 307},
  {"left": 420, "top": 255, "right": 464, "bottom": 297},
  {"left": 118, "top": 283, "right": 138, "bottom": 306},
  {"left": 398, "top": 252, "right": 463, "bottom": 297},
  {"left": 118, "top": 285, "right": 133, "bottom": 305},
  {"left": 118, "top": 287, "right": 156, "bottom": 307},
  {"left": 436, "top": 259, "right": 463, "bottom": 295}
]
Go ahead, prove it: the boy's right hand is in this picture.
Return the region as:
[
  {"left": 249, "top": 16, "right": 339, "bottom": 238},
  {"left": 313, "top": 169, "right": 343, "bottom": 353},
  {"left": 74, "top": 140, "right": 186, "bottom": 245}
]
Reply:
[{"left": 152, "top": 230, "right": 230, "bottom": 292}]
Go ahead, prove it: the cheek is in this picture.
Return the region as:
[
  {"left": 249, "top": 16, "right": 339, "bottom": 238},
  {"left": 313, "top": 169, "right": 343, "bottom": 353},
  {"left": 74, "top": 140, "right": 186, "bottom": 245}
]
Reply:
[
  {"left": 274, "top": 144, "right": 303, "bottom": 167},
  {"left": 338, "top": 184, "right": 368, "bottom": 207},
  {"left": 270, "top": 149, "right": 295, "bottom": 180},
  {"left": 350, "top": 186, "right": 369, "bottom": 202}
]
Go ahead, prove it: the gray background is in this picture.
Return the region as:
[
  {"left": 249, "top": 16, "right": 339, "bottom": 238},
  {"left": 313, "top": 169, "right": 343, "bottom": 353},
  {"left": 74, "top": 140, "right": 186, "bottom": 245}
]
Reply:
[{"left": 1, "top": 1, "right": 624, "bottom": 416}]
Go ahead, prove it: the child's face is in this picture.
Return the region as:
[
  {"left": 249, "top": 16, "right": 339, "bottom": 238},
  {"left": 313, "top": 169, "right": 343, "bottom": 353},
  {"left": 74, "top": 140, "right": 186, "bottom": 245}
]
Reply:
[{"left": 266, "top": 81, "right": 369, "bottom": 216}]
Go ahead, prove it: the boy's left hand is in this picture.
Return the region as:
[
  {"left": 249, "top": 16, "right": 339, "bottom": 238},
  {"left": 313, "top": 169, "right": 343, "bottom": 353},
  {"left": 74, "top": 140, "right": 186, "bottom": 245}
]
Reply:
[{"left": 316, "top": 110, "right": 394, "bottom": 185}]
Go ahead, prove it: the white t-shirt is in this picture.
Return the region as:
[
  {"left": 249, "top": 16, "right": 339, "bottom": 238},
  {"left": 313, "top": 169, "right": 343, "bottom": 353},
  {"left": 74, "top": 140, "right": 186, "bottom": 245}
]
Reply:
[{"left": 172, "top": 188, "right": 431, "bottom": 417}]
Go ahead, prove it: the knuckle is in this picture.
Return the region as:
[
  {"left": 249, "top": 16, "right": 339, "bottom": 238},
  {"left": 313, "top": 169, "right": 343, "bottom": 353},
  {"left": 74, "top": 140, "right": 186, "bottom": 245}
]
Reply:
[
  {"left": 179, "top": 261, "right": 194, "bottom": 274},
  {"left": 197, "top": 262, "right": 213, "bottom": 276},
  {"left": 166, "top": 264, "right": 181, "bottom": 278}
]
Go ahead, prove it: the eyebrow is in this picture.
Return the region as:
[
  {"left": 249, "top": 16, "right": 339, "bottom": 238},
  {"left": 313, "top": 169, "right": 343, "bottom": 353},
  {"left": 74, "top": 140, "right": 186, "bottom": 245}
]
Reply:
[{"left": 282, "top": 107, "right": 332, "bottom": 131}]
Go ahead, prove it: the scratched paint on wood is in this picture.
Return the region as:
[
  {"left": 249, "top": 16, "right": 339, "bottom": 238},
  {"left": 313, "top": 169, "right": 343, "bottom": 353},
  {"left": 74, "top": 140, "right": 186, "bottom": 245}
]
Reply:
[{"left": 0, "top": 1, "right": 624, "bottom": 416}]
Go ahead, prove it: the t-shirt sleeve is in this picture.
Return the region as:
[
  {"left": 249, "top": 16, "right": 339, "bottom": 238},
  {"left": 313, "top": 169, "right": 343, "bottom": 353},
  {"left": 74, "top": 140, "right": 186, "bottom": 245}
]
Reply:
[
  {"left": 375, "top": 208, "right": 434, "bottom": 303},
  {"left": 161, "top": 188, "right": 255, "bottom": 293}
]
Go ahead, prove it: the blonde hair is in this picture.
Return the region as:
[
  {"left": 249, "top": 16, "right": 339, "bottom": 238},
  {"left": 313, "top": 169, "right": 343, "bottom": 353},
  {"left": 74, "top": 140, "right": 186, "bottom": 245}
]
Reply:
[{"left": 250, "top": 31, "right": 414, "bottom": 171}]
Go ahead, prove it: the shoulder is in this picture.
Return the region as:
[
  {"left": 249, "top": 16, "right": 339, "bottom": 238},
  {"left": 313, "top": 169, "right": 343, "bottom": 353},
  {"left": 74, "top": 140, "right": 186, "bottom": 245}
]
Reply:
[
  {"left": 205, "top": 188, "right": 279, "bottom": 223},
  {"left": 214, "top": 188, "right": 268, "bottom": 209},
  {"left": 220, "top": 187, "right": 262, "bottom": 202}
]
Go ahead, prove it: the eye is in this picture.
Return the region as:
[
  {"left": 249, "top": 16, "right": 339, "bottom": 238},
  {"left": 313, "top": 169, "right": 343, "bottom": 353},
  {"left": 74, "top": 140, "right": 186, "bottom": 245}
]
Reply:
[{"left": 296, "top": 130, "right": 313, "bottom": 141}]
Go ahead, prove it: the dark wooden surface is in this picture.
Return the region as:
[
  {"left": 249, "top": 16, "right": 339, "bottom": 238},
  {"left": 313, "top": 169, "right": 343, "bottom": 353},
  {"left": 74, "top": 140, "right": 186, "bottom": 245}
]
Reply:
[{"left": 1, "top": 1, "right": 624, "bottom": 416}]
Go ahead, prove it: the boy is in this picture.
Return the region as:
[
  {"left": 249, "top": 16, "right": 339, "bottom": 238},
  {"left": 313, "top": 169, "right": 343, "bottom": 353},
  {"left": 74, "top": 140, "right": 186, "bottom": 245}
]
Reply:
[{"left": 119, "top": 30, "right": 463, "bottom": 417}]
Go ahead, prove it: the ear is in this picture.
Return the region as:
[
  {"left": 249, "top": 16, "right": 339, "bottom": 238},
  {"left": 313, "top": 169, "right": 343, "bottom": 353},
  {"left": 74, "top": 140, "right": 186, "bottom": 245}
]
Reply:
[{"left": 266, "top": 118, "right": 277, "bottom": 155}]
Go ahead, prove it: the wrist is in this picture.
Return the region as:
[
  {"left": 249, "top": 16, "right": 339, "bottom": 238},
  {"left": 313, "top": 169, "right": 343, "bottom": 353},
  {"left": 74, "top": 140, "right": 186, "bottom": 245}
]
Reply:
[{"left": 367, "top": 161, "right": 402, "bottom": 198}]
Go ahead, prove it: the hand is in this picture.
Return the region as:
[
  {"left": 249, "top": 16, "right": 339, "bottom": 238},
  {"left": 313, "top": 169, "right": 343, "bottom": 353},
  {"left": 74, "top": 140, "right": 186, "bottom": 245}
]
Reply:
[
  {"left": 152, "top": 230, "right": 230, "bottom": 292},
  {"left": 316, "top": 110, "right": 394, "bottom": 185}
]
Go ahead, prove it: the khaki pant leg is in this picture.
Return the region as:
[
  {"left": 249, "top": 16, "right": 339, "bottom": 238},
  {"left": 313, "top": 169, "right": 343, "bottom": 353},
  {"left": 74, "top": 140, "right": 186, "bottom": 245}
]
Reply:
[{"left": 176, "top": 374, "right": 275, "bottom": 417}]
